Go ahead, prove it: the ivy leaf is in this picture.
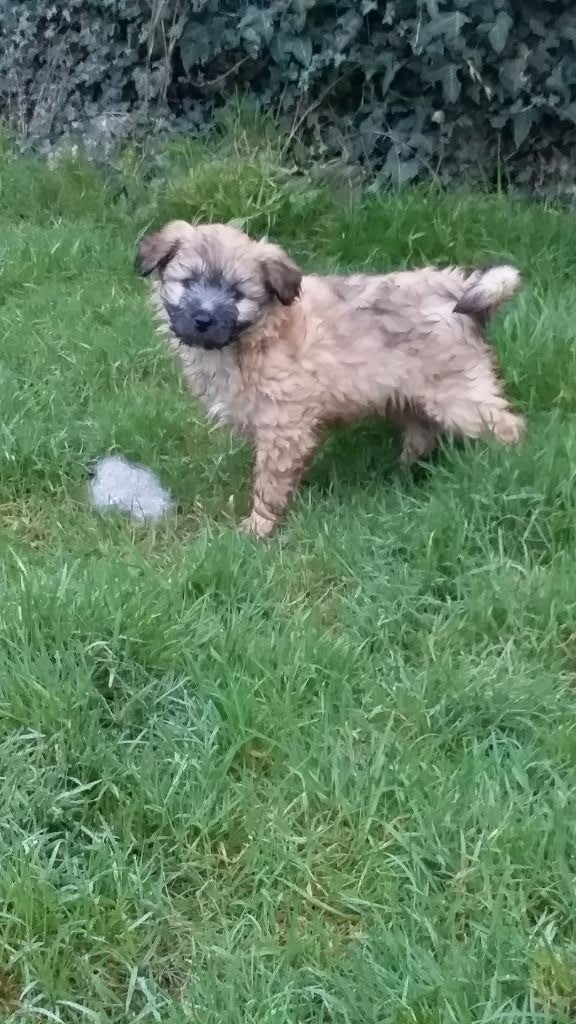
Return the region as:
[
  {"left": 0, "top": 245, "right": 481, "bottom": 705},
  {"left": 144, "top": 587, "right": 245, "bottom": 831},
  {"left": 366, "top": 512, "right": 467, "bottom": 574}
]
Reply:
[
  {"left": 383, "top": 147, "right": 421, "bottom": 185},
  {"left": 239, "top": 6, "right": 273, "bottom": 49},
  {"left": 489, "top": 11, "right": 513, "bottom": 54},
  {"left": 512, "top": 108, "right": 534, "bottom": 148},
  {"left": 417, "top": 11, "right": 469, "bottom": 50},
  {"left": 271, "top": 32, "right": 313, "bottom": 67},
  {"left": 393, "top": 157, "right": 421, "bottom": 186},
  {"left": 179, "top": 20, "right": 211, "bottom": 73},
  {"left": 499, "top": 58, "right": 527, "bottom": 97},
  {"left": 560, "top": 102, "right": 576, "bottom": 123}
]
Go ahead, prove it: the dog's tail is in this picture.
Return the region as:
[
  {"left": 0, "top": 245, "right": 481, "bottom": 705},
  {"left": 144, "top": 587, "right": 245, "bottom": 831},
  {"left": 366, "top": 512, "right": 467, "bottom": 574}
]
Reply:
[{"left": 454, "top": 264, "right": 522, "bottom": 319}]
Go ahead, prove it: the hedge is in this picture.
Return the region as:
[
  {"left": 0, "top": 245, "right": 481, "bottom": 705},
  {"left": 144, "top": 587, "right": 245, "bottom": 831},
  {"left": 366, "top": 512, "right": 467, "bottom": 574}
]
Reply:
[{"left": 2, "top": 0, "right": 576, "bottom": 191}]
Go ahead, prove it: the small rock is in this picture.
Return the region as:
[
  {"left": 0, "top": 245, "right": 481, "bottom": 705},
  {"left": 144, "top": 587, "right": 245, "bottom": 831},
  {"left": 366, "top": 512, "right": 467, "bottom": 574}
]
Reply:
[{"left": 89, "top": 455, "right": 173, "bottom": 523}]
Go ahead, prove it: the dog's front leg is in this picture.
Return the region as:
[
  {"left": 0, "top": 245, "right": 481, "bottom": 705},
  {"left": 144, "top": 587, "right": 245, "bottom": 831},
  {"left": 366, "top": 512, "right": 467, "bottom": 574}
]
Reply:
[{"left": 241, "top": 428, "right": 318, "bottom": 539}]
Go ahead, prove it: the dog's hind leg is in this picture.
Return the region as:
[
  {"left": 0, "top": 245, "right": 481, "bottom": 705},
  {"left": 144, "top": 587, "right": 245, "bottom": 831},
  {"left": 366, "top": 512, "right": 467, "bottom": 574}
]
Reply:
[
  {"left": 241, "top": 427, "right": 319, "bottom": 538},
  {"left": 420, "top": 367, "right": 524, "bottom": 448},
  {"left": 388, "top": 406, "right": 440, "bottom": 465},
  {"left": 399, "top": 418, "right": 441, "bottom": 465}
]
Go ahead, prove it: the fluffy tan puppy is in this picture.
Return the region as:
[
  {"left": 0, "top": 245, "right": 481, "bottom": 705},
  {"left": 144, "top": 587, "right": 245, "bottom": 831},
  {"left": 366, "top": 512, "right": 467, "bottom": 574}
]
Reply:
[{"left": 137, "top": 221, "right": 523, "bottom": 537}]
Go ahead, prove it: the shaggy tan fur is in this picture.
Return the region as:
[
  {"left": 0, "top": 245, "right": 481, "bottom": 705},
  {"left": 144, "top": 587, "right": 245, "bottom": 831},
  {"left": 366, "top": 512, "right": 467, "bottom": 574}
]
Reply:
[{"left": 137, "top": 221, "right": 524, "bottom": 537}]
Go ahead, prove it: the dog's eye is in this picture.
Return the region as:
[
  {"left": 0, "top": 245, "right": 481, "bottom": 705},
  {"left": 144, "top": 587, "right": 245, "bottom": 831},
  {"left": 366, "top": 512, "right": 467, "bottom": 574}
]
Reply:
[{"left": 230, "top": 284, "right": 243, "bottom": 301}]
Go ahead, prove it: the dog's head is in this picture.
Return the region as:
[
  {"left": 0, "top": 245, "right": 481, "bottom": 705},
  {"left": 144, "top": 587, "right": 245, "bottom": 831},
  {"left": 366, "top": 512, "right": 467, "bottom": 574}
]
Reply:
[{"left": 136, "top": 221, "right": 302, "bottom": 350}]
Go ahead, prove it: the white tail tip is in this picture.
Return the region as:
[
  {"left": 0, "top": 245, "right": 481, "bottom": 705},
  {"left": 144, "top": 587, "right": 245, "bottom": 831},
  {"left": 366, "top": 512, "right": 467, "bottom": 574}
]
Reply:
[{"left": 454, "top": 264, "right": 522, "bottom": 317}]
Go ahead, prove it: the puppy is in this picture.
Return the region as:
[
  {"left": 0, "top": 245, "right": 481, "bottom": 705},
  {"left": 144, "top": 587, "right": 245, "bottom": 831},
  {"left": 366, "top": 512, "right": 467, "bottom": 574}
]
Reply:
[{"left": 137, "top": 221, "right": 524, "bottom": 537}]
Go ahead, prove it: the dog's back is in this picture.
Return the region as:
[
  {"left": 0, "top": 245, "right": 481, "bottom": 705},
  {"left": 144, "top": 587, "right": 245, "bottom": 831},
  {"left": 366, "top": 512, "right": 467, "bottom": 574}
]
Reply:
[{"left": 306, "top": 263, "right": 521, "bottom": 331}]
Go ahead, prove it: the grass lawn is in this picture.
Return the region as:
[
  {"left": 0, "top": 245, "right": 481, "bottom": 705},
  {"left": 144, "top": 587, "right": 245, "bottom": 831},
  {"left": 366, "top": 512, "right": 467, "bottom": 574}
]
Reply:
[{"left": 2, "top": 125, "right": 576, "bottom": 1023}]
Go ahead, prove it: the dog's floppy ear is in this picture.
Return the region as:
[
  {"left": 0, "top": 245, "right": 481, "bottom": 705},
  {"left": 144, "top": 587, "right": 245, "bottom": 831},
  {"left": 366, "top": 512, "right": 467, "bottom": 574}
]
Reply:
[
  {"left": 136, "top": 221, "right": 189, "bottom": 277},
  {"left": 259, "top": 242, "right": 302, "bottom": 306}
]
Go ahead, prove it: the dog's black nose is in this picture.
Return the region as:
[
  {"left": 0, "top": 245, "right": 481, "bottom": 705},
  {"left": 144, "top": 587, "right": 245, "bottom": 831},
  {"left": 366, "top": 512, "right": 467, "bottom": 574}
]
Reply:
[{"left": 194, "top": 313, "right": 214, "bottom": 333}]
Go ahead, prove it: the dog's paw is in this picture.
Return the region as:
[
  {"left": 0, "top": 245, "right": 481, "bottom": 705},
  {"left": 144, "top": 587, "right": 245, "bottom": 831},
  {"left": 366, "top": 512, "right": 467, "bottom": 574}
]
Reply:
[
  {"left": 492, "top": 411, "right": 525, "bottom": 445},
  {"left": 240, "top": 510, "right": 278, "bottom": 539}
]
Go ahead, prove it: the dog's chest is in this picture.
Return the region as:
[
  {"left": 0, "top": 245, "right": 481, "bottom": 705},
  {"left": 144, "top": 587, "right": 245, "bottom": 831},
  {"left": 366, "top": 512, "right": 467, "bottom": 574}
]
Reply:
[{"left": 169, "top": 339, "right": 249, "bottom": 433}]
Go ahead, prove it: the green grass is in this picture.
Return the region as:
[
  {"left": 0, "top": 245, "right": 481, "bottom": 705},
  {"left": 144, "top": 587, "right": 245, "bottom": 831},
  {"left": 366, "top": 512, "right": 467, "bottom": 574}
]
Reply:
[{"left": 2, "top": 126, "right": 576, "bottom": 1022}]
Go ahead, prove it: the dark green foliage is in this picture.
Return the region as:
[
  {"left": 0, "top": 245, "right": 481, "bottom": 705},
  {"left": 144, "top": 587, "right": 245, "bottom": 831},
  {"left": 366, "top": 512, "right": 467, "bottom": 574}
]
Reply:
[{"left": 2, "top": 2, "right": 576, "bottom": 187}]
